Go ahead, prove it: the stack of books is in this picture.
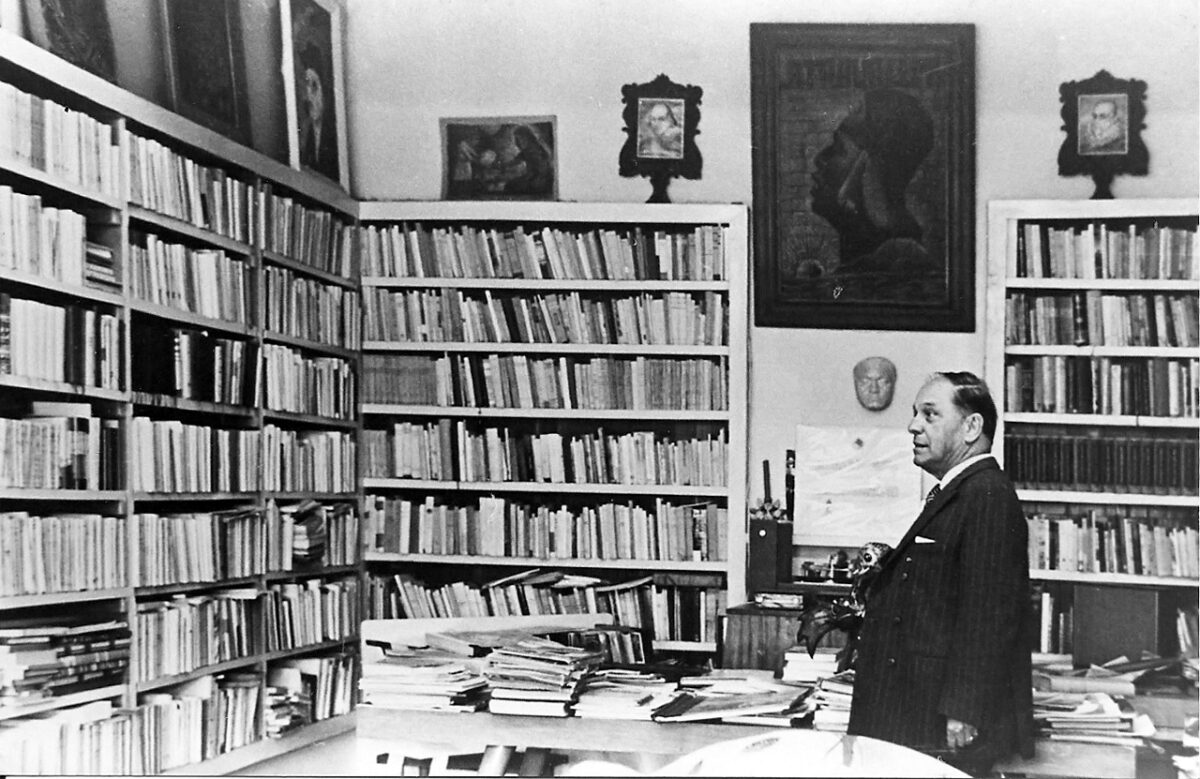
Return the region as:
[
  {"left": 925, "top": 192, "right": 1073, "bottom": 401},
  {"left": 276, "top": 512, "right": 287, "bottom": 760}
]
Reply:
[
  {"left": 265, "top": 665, "right": 313, "bottom": 737},
  {"left": 0, "top": 618, "right": 130, "bottom": 708},
  {"left": 572, "top": 669, "right": 678, "bottom": 720},
  {"left": 1033, "top": 691, "right": 1150, "bottom": 745},
  {"left": 810, "top": 670, "right": 855, "bottom": 731},
  {"left": 358, "top": 649, "right": 488, "bottom": 712},
  {"left": 484, "top": 636, "right": 603, "bottom": 717},
  {"left": 780, "top": 645, "right": 841, "bottom": 684}
]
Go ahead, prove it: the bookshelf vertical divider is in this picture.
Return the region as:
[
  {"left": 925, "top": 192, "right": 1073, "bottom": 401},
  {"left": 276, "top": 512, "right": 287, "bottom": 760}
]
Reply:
[{"left": 985, "top": 198, "right": 1199, "bottom": 663}]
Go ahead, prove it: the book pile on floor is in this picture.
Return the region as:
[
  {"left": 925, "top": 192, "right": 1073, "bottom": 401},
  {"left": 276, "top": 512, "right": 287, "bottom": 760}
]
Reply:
[
  {"left": 779, "top": 645, "right": 840, "bottom": 684},
  {"left": 358, "top": 649, "right": 488, "bottom": 712},
  {"left": 1032, "top": 691, "right": 1154, "bottom": 746},
  {"left": 810, "top": 669, "right": 855, "bottom": 731},
  {"left": 572, "top": 668, "right": 678, "bottom": 720},
  {"left": 484, "top": 636, "right": 603, "bottom": 717}
]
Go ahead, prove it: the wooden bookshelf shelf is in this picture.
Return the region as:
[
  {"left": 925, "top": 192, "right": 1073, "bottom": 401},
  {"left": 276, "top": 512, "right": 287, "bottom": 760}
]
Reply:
[
  {"left": 262, "top": 409, "right": 357, "bottom": 429},
  {"left": 1030, "top": 569, "right": 1199, "bottom": 589},
  {"left": 0, "top": 488, "right": 125, "bottom": 501},
  {"left": 361, "top": 403, "right": 731, "bottom": 421},
  {"left": 1006, "top": 277, "right": 1198, "bottom": 292},
  {"left": 260, "top": 638, "right": 357, "bottom": 663},
  {"left": 0, "top": 374, "right": 127, "bottom": 401},
  {"left": 262, "top": 330, "right": 359, "bottom": 360},
  {"left": 1005, "top": 344, "right": 1200, "bottom": 358},
  {"left": 364, "top": 552, "right": 727, "bottom": 571},
  {"left": 136, "top": 655, "right": 265, "bottom": 693},
  {"left": 160, "top": 712, "right": 356, "bottom": 777},
  {"left": 453, "top": 481, "right": 729, "bottom": 497},
  {"left": 265, "top": 564, "right": 361, "bottom": 582},
  {"left": 1016, "top": 489, "right": 1199, "bottom": 508},
  {"left": 133, "top": 491, "right": 260, "bottom": 502},
  {"left": 361, "top": 276, "right": 729, "bottom": 292},
  {"left": 128, "top": 299, "right": 255, "bottom": 336},
  {"left": 127, "top": 205, "right": 254, "bottom": 256},
  {"left": 131, "top": 393, "right": 258, "bottom": 418},
  {"left": 264, "top": 491, "right": 359, "bottom": 501},
  {"left": 133, "top": 576, "right": 261, "bottom": 598},
  {"left": 0, "top": 684, "right": 126, "bottom": 722},
  {"left": 1003, "top": 412, "right": 1200, "bottom": 429},
  {"left": 363, "top": 340, "right": 729, "bottom": 356},
  {"left": 0, "top": 588, "right": 134, "bottom": 609},
  {"left": 262, "top": 249, "right": 357, "bottom": 288},
  {"left": 0, "top": 157, "right": 123, "bottom": 209},
  {"left": 0, "top": 267, "right": 126, "bottom": 306}
]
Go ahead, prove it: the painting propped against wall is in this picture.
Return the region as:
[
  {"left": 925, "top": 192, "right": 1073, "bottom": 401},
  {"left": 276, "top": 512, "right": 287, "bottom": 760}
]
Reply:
[
  {"left": 751, "top": 24, "right": 976, "bottom": 332},
  {"left": 282, "top": 0, "right": 349, "bottom": 190},
  {"left": 22, "top": 0, "right": 116, "bottom": 82}
]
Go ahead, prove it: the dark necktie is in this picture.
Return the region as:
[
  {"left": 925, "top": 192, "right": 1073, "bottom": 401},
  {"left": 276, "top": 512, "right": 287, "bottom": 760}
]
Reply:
[{"left": 924, "top": 485, "right": 942, "bottom": 506}]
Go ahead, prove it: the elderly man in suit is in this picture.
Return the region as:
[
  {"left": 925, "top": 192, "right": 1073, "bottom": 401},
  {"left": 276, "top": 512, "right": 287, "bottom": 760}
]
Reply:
[{"left": 848, "top": 371, "right": 1034, "bottom": 775}]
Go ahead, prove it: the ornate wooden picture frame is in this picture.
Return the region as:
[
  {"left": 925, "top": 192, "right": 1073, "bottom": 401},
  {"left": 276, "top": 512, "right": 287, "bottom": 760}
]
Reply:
[
  {"left": 750, "top": 24, "right": 976, "bottom": 332},
  {"left": 1057, "top": 70, "right": 1148, "bottom": 199},
  {"left": 159, "top": 0, "right": 251, "bottom": 146},
  {"left": 619, "top": 74, "right": 703, "bottom": 203}
]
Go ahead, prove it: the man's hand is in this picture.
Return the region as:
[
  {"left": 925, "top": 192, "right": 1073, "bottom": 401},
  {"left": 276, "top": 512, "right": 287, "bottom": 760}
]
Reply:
[{"left": 946, "top": 718, "right": 977, "bottom": 749}]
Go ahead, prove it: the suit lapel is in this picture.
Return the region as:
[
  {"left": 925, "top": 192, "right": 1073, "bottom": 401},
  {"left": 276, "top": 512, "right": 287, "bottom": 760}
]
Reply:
[{"left": 883, "top": 458, "right": 1000, "bottom": 570}]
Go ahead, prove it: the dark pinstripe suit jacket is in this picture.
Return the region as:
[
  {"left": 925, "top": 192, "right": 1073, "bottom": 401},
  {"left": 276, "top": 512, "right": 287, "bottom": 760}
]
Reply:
[{"left": 847, "top": 457, "right": 1035, "bottom": 762}]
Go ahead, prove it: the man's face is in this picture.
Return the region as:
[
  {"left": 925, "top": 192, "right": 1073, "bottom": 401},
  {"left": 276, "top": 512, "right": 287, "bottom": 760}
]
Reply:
[
  {"left": 907, "top": 377, "right": 972, "bottom": 479},
  {"left": 854, "top": 361, "right": 895, "bottom": 410},
  {"left": 648, "top": 104, "right": 672, "bottom": 136},
  {"left": 1091, "top": 101, "right": 1117, "bottom": 129},
  {"left": 303, "top": 67, "right": 324, "bottom": 124}
]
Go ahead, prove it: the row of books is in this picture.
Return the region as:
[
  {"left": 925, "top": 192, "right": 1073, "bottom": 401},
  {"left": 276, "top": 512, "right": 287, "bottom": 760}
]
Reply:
[
  {"left": 260, "top": 186, "right": 355, "bottom": 277},
  {"left": 263, "top": 577, "right": 360, "bottom": 651},
  {"left": 1004, "top": 356, "right": 1198, "bottom": 417},
  {"left": 126, "top": 131, "right": 255, "bottom": 243},
  {"left": 0, "top": 617, "right": 130, "bottom": 709},
  {"left": 1004, "top": 428, "right": 1198, "bottom": 494},
  {"left": 364, "top": 421, "right": 727, "bottom": 487},
  {"left": 370, "top": 570, "right": 723, "bottom": 644},
  {"left": 365, "top": 495, "right": 728, "bottom": 562},
  {"left": 128, "top": 418, "right": 260, "bottom": 493},
  {"left": 1027, "top": 507, "right": 1199, "bottom": 579},
  {"left": 0, "top": 185, "right": 89, "bottom": 285},
  {"left": 0, "top": 294, "right": 123, "bottom": 389},
  {"left": 264, "top": 265, "right": 362, "bottom": 349},
  {"left": 0, "top": 403, "right": 119, "bottom": 490},
  {"left": 265, "top": 653, "right": 355, "bottom": 737},
  {"left": 134, "top": 590, "right": 258, "bottom": 681},
  {"left": 1032, "top": 586, "right": 1073, "bottom": 655},
  {"left": 132, "top": 322, "right": 260, "bottom": 406},
  {"left": 0, "top": 81, "right": 120, "bottom": 197},
  {"left": 138, "top": 673, "right": 263, "bottom": 771},
  {"left": 362, "top": 353, "right": 728, "bottom": 411},
  {"left": 363, "top": 288, "right": 728, "bottom": 347},
  {"left": 0, "top": 512, "right": 126, "bottom": 596},
  {"left": 1005, "top": 291, "right": 1199, "bottom": 348},
  {"left": 129, "top": 234, "right": 253, "bottom": 324},
  {"left": 261, "top": 425, "right": 357, "bottom": 493},
  {"left": 262, "top": 344, "right": 357, "bottom": 419},
  {"left": 357, "top": 221, "right": 727, "bottom": 281},
  {"left": 1014, "top": 219, "right": 1198, "bottom": 280}
]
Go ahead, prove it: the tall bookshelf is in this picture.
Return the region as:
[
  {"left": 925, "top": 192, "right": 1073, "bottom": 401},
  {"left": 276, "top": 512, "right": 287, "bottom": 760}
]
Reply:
[
  {"left": 355, "top": 200, "right": 748, "bottom": 658},
  {"left": 985, "top": 199, "right": 1199, "bottom": 665},
  {"left": 0, "top": 29, "right": 361, "bottom": 775}
]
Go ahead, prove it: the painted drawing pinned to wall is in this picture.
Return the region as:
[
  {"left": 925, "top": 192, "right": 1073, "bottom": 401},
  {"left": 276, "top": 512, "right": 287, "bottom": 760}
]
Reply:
[
  {"left": 441, "top": 117, "right": 557, "bottom": 200},
  {"left": 21, "top": 0, "right": 116, "bottom": 82},
  {"left": 1058, "top": 70, "right": 1148, "bottom": 200},
  {"left": 282, "top": 0, "right": 349, "bottom": 189},
  {"left": 160, "top": 0, "right": 251, "bottom": 146},
  {"left": 750, "top": 24, "right": 976, "bottom": 332}
]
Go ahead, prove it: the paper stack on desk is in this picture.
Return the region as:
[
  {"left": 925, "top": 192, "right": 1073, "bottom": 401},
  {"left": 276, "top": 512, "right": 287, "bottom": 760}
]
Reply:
[
  {"left": 572, "top": 669, "right": 678, "bottom": 720},
  {"left": 1032, "top": 691, "right": 1155, "bottom": 746},
  {"left": 780, "top": 646, "right": 841, "bottom": 684},
  {"left": 810, "top": 670, "right": 855, "bottom": 731},
  {"left": 358, "top": 649, "right": 488, "bottom": 712},
  {"left": 484, "top": 636, "right": 604, "bottom": 717}
]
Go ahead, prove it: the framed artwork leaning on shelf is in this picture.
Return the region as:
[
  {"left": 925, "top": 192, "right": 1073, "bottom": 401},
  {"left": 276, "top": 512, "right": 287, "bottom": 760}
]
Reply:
[
  {"left": 750, "top": 23, "right": 975, "bottom": 332},
  {"left": 159, "top": 0, "right": 252, "bottom": 146},
  {"left": 21, "top": 0, "right": 116, "bottom": 82},
  {"left": 441, "top": 116, "right": 558, "bottom": 201},
  {"left": 282, "top": 0, "right": 349, "bottom": 190}
]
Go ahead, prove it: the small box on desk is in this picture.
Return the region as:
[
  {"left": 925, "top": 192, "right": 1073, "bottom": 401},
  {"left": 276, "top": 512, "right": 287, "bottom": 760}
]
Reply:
[{"left": 1072, "top": 585, "right": 1174, "bottom": 667}]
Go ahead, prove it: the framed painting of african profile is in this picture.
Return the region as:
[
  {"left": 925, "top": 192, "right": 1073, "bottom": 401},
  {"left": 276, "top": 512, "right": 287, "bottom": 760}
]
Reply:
[{"left": 750, "top": 24, "right": 976, "bottom": 331}]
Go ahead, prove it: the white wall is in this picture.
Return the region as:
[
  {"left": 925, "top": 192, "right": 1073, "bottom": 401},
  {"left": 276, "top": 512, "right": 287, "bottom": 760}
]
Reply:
[{"left": 344, "top": 0, "right": 1199, "bottom": 498}]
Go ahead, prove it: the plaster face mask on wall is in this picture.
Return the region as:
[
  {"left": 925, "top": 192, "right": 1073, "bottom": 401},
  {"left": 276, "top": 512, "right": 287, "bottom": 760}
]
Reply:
[{"left": 853, "top": 356, "right": 897, "bottom": 411}]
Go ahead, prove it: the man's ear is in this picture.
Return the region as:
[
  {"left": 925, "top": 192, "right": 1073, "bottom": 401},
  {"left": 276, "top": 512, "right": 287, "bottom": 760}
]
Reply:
[{"left": 962, "top": 412, "right": 983, "bottom": 444}]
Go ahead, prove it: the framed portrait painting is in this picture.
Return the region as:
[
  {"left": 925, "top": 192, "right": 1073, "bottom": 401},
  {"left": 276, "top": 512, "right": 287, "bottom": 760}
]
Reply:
[
  {"left": 1057, "top": 70, "right": 1148, "bottom": 199},
  {"left": 618, "top": 74, "right": 703, "bottom": 203},
  {"left": 750, "top": 24, "right": 976, "bottom": 332},
  {"left": 159, "top": 0, "right": 251, "bottom": 146},
  {"left": 281, "top": 0, "right": 349, "bottom": 190},
  {"left": 441, "top": 116, "right": 558, "bottom": 200}
]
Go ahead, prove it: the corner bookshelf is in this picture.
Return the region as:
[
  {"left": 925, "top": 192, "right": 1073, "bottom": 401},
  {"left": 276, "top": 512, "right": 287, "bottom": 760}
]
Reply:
[
  {"left": 356, "top": 200, "right": 748, "bottom": 658},
  {"left": 0, "top": 28, "right": 360, "bottom": 775},
  {"left": 984, "top": 198, "right": 1199, "bottom": 664}
]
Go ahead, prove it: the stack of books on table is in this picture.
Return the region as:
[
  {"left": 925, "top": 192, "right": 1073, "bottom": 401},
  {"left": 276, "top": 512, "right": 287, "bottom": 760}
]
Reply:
[
  {"left": 780, "top": 645, "right": 841, "bottom": 684},
  {"left": 810, "top": 670, "right": 855, "bottom": 731},
  {"left": 484, "top": 636, "right": 603, "bottom": 717},
  {"left": 572, "top": 669, "right": 678, "bottom": 720},
  {"left": 358, "top": 649, "right": 488, "bottom": 712},
  {"left": 651, "top": 671, "right": 810, "bottom": 724},
  {"left": 1033, "top": 691, "right": 1152, "bottom": 746}
]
